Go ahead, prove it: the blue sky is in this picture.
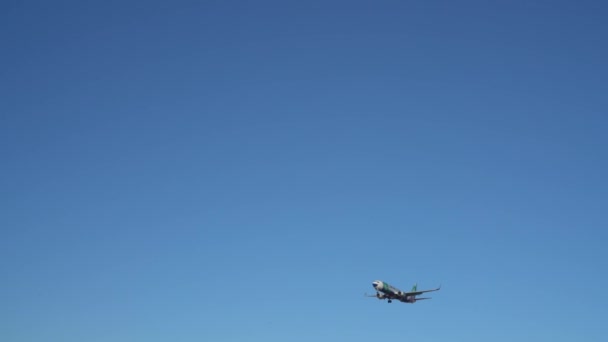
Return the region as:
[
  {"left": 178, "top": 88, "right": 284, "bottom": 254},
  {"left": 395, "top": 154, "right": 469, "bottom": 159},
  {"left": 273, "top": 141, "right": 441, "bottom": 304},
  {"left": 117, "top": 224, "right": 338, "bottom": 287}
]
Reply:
[{"left": 2, "top": 1, "right": 607, "bottom": 341}]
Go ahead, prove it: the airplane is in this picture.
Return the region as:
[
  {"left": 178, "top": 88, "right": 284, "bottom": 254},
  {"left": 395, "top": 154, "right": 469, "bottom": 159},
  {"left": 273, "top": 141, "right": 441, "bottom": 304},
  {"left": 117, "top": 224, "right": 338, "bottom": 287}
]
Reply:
[{"left": 365, "top": 280, "right": 441, "bottom": 304}]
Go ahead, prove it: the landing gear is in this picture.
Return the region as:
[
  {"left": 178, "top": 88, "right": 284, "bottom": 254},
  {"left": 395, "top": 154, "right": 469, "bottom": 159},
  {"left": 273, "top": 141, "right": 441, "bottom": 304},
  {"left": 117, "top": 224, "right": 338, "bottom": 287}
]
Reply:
[{"left": 387, "top": 299, "right": 392, "bottom": 303}]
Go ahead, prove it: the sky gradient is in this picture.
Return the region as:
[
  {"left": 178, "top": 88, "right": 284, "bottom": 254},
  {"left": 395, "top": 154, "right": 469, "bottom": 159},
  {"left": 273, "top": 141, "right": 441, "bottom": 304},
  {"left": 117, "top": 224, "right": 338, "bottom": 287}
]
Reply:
[{"left": 2, "top": 1, "right": 608, "bottom": 341}]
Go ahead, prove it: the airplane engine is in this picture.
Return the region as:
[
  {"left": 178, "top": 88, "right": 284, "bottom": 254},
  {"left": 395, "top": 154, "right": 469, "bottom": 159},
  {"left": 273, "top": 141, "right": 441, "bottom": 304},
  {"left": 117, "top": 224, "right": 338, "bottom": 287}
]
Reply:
[{"left": 376, "top": 293, "right": 386, "bottom": 299}]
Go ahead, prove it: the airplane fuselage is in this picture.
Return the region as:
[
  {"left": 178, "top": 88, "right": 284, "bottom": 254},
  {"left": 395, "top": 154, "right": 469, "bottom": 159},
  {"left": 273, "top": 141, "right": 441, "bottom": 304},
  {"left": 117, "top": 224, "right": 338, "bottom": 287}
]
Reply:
[{"left": 372, "top": 280, "right": 416, "bottom": 303}]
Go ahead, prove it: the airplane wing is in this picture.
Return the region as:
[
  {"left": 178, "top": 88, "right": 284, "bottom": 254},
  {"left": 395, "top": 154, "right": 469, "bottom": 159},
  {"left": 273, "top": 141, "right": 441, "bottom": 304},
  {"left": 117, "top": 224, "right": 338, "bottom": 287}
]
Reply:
[{"left": 404, "top": 285, "right": 441, "bottom": 296}]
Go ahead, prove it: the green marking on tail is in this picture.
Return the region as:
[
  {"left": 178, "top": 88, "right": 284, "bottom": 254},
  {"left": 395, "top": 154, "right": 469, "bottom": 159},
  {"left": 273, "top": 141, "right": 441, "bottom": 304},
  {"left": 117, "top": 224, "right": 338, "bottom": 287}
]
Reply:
[{"left": 411, "top": 283, "right": 417, "bottom": 292}]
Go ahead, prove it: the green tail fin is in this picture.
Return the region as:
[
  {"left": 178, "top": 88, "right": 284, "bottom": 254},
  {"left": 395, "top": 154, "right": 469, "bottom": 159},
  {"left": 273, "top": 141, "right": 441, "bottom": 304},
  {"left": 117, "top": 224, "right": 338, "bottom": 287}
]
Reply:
[{"left": 411, "top": 283, "right": 417, "bottom": 292}]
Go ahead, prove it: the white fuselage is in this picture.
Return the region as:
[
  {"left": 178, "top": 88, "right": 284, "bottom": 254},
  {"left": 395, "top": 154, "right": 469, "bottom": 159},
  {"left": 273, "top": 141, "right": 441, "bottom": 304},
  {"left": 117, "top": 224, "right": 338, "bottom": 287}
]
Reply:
[{"left": 372, "top": 280, "right": 416, "bottom": 303}]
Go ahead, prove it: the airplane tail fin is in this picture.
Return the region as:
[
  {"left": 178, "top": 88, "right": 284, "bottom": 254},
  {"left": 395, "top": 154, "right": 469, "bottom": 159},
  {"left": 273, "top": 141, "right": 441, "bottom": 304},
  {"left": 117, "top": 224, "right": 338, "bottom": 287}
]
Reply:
[{"left": 411, "top": 283, "right": 417, "bottom": 292}]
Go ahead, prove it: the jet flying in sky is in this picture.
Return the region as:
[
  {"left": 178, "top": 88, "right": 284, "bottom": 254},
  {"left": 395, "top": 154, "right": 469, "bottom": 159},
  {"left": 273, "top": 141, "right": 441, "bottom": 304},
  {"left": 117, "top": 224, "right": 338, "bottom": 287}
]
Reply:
[{"left": 366, "top": 280, "right": 441, "bottom": 304}]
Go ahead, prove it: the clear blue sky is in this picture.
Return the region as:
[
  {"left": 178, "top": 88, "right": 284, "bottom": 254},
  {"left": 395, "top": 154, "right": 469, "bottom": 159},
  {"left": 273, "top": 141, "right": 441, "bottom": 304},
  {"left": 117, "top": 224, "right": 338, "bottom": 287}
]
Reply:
[{"left": 2, "top": 1, "right": 607, "bottom": 341}]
